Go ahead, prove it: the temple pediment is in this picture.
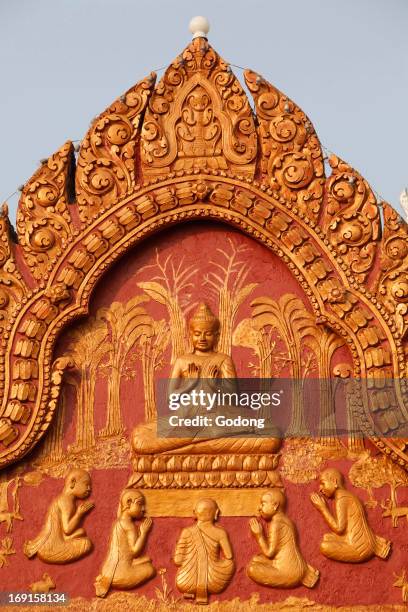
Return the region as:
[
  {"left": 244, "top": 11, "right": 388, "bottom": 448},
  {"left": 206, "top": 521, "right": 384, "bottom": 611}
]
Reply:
[{"left": 0, "top": 17, "right": 408, "bottom": 610}]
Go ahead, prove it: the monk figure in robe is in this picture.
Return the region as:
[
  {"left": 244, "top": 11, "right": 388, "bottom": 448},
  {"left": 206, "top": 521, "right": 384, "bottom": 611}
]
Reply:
[
  {"left": 247, "top": 489, "right": 319, "bottom": 588},
  {"left": 174, "top": 498, "right": 234, "bottom": 605},
  {"left": 95, "top": 489, "right": 155, "bottom": 597},
  {"left": 310, "top": 468, "right": 391, "bottom": 562},
  {"left": 24, "top": 469, "right": 93, "bottom": 564},
  {"left": 132, "top": 303, "right": 280, "bottom": 455}
]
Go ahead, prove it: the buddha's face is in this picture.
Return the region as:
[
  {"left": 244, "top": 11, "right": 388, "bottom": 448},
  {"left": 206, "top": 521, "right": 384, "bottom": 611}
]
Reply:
[
  {"left": 319, "top": 473, "right": 337, "bottom": 498},
  {"left": 73, "top": 474, "right": 92, "bottom": 499},
  {"left": 190, "top": 321, "right": 219, "bottom": 352},
  {"left": 259, "top": 494, "right": 278, "bottom": 519},
  {"left": 194, "top": 500, "right": 218, "bottom": 522}
]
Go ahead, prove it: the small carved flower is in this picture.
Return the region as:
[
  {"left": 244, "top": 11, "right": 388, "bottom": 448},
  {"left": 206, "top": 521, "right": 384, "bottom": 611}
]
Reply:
[
  {"left": 327, "top": 286, "right": 346, "bottom": 304},
  {"left": 45, "top": 283, "right": 71, "bottom": 304},
  {"left": 193, "top": 181, "right": 209, "bottom": 200}
]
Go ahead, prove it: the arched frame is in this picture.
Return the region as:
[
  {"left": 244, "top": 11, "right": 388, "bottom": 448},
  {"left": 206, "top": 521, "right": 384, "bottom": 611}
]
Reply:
[{"left": 1, "top": 171, "right": 407, "bottom": 469}]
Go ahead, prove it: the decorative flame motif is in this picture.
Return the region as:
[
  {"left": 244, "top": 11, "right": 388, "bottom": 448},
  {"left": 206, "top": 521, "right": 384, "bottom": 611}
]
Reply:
[
  {"left": 76, "top": 73, "right": 156, "bottom": 221},
  {"left": 244, "top": 69, "right": 325, "bottom": 221},
  {"left": 376, "top": 203, "right": 408, "bottom": 339},
  {"left": 16, "top": 142, "right": 75, "bottom": 280},
  {"left": 321, "top": 155, "right": 380, "bottom": 283}
]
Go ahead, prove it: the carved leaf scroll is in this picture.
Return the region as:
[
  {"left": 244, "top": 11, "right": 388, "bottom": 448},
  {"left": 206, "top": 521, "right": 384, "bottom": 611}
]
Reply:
[
  {"left": 16, "top": 142, "right": 75, "bottom": 280},
  {"left": 375, "top": 203, "right": 408, "bottom": 339},
  {"left": 321, "top": 155, "right": 380, "bottom": 283},
  {"left": 76, "top": 73, "right": 157, "bottom": 222},
  {"left": 244, "top": 70, "right": 325, "bottom": 221},
  {"left": 0, "top": 206, "right": 27, "bottom": 337},
  {"left": 141, "top": 38, "right": 257, "bottom": 179}
]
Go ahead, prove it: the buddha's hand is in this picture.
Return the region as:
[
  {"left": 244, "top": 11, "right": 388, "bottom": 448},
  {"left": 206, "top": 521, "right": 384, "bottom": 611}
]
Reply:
[
  {"left": 188, "top": 363, "right": 200, "bottom": 378},
  {"left": 78, "top": 501, "right": 94, "bottom": 515},
  {"left": 249, "top": 518, "right": 262, "bottom": 536},
  {"left": 140, "top": 517, "right": 153, "bottom": 535},
  {"left": 310, "top": 493, "right": 326, "bottom": 510}
]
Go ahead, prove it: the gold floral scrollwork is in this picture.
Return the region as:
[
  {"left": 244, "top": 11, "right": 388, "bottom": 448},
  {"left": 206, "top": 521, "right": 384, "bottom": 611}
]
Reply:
[
  {"left": 0, "top": 204, "right": 27, "bottom": 339},
  {"left": 375, "top": 203, "right": 408, "bottom": 338},
  {"left": 244, "top": 70, "right": 324, "bottom": 221},
  {"left": 16, "top": 142, "right": 75, "bottom": 281},
  {"left": 321, "top": 155, "right": 380, "bottom": 283},
  {"left": 141, "top": 38, "right": 257, "bottom": 179},
  {"left": 76, "top": 73, "right": 156, "bottom": 222}
]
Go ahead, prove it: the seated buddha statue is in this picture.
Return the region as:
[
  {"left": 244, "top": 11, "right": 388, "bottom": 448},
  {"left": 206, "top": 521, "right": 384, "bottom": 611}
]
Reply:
[{"left": 132, "top": 303, "right": 280, "bottom": 455}]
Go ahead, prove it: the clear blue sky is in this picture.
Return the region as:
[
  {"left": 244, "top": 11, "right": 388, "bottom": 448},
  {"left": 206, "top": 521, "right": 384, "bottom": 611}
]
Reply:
[{"left": 1, "top": 0, "right": 407, "bottom": 221}]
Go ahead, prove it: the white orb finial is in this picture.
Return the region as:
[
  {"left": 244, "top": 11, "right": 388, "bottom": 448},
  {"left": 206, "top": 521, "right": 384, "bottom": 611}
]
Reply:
[{"left": 189, "top": 16, "right": 210, "bottom": 40}]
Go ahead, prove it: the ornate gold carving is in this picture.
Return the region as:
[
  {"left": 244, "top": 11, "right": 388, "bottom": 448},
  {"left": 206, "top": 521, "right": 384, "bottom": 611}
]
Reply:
[
  {"left": 127, "top": 487, "right": 282, "bottom": 517},
  {"left": 375, "top": 203, "right": 408, "bottom": 338},
  {"left": 98, "top": 296, "right": 164, "bottom": 434},
  {"left": 204, "top": 239, "right": 257, "bottom": 355},
  {"left": 16, "top": 142, "right": 75, "bottom": 280},
  {"left": 13, "top": 592, "right": 387, "bottom": 611},
  {"left": 244, "top": 70, "right": 324, "bottom": 220},
  {"left": 0, "top": 474, "right": 22, "bottom": 532},
  {"left": 321, "top": 155, "right": 380, "bottom": 283},
  {"left": 95, "top": 489, "right": 155, "bottom": 597},
  {"left": 137, "top": 250, "right": 197, "bottom": 364},
  {"left": 310, "top": 468, "right": 391, "bottom": 562},
  {"left": 0, "top": 536, "right": 15, "bottom": 567},
  {"left": 141, "top": 38, "right": 257, "bottom": 179},
  {"left": 251, "top": 294, "right": 317, "bottom": 436},
  {"left": 76, "top": 74, "right": 156, "bottom": 222},
  {"left": 24, "top": 469, "right": 94, "bottom": 564},
  {"left": 0, "top": 204, "right": 27, "bottom": 337},
  {"left": 1, "top": 178, "right": 406, "bottom": 469},
  {"left": 248, "top": 489, "right": 319, "bottom": 588},
  {"left": 174, "top": 498, "right": 234, "bottom": 604},
  {"left": 29, "top": 574, "right": 56, "bottom": 594},
  {"left": 394, "top": 570, "right": 408, "bottom": 603},
  {"left": 132, "top": 302, "right": 280, "bottom": 475},
  {"left": 348, "top": 450, "right": 408, "bottom": 521}
]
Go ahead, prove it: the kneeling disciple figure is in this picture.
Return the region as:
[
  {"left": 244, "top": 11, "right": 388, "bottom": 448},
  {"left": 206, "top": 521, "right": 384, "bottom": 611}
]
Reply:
[
  {"left": 247, "top": 489, "right": 319, "bottom": 588},
  {"left": 24, "top": 469, "right": 94, "bottom": 564},
  {"left": 95, "top": 489, "right": 155, "bottom": 597},
  {"left": 310, "top": 468, "right": 391, "bottom": 562},
  {"left": 174, "top": 498, "right": 234, "bottom": 605}
]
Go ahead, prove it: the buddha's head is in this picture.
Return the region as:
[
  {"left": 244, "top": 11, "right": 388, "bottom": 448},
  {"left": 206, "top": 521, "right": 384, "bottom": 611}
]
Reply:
[
  {"left": 189, "top": 303, "right": 220, "bottom": 353},
  {"left": 259, "top": 488, "right": 286, "bottom": 520},
  {"left": 319, "top": 468, "right": 344, "bottom": 498},
  {"left": 194, "top": 498, "right": 219, "bottom": 522},
  {"left": 119, "top": 489, "right": 146, "bottom": 519},
  {"left": 66, "top": 469, "right": 92, "bottom": 499}
]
